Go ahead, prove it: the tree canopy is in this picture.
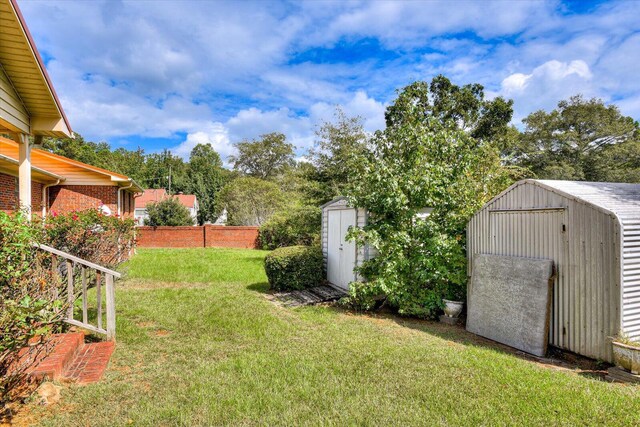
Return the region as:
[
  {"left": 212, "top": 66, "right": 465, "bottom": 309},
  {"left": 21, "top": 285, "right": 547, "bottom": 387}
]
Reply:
[
  {"left": 217, "top": 177, "right": 286, "bottom": 226},
  {"left": 306, "top": 108, "right": 369, "bottom": 205},
  {"left": 229, "top": 132, "right": 295, "bottom": 180},
  {"left": 185, "top": 143, "right": 226, "bottom": 224},
  {"left": 515, "top": 95, "right": 640, "bottom": 181}
]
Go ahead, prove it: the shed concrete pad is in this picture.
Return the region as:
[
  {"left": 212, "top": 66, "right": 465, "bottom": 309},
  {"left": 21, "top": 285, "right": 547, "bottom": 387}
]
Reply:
[{"left": 466, "top": 254, "right": 554, "bottom": 357}]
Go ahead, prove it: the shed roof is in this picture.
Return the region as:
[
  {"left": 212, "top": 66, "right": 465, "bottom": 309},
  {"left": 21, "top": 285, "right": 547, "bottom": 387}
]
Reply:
[{"left": 532, "top": 179, "right": 640, "bottom": 222}]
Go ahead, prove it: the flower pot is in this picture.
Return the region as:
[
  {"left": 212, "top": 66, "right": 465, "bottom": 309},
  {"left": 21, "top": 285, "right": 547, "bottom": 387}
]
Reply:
[
  {"left": 442, "top": 299, "right": 463, "bottom": 318},
  {"left": 612, "top": 341, "right": 640, "bottom": 374}
]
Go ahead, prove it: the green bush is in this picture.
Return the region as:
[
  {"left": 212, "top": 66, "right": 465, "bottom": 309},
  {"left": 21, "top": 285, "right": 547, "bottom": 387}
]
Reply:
[
  {"left": 45, "top": 208, "right": 136, "bottom": 268},
  {"left": 144, "top": 197, "right": 194, "bottom": 226},
  {"left": 259, "top": 206, "right": 321, "bottom": 250},
  {"left": 264, "top": 246, "right": 324, "bottom": 291},
  {"left": 1, "top": 212, "right": 66, "bottom": 407}
]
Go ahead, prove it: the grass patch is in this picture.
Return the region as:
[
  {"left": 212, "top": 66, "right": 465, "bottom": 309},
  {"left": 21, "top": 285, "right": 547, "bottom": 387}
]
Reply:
[{"left": 26, "top": 248, "right": 640, "bottom": 426}]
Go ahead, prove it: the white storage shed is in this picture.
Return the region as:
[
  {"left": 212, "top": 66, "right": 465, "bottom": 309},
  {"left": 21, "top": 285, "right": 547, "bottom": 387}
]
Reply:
[
  {"left": 467, "top": 179, "right": 640, "bottom": 362},
  {"left": 320, "top": 197, "right": 370, "bottom": 291}
]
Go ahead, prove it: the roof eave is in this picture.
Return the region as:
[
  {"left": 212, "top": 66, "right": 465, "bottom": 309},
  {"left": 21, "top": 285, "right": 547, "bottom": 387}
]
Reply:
[{"left": 9, "top": 0, "right": 73, "bottom": 137}]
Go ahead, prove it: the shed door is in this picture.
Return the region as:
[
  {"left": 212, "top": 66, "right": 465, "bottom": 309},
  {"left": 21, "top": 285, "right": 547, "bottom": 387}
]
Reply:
[
  {"left": 489, "top": 209, "right": 569, "bottom": 349},
  {"left": 327, "top": 209, "right": 357, "bottom": 290}
]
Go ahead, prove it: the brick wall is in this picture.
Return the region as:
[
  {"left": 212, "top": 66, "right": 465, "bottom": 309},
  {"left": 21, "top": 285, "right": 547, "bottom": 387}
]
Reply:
[
  {"left": 137, "top": 225, "right": 260, "bottom": 249},
  {"left": 204, "top": 226, "right": 260, "bottom": 249},
  {"left": 49, "top": 185, "right": 118, "bottom": 215},
  {"left": 0, "top": 172, "right": 43, "bottom": 214},
  {"left": 0, "top": 173, "right": 17, "bottom": 213}
]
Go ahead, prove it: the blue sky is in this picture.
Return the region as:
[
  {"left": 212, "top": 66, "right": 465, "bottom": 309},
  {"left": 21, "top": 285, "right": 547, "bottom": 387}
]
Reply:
[{"left": 18, "top": 0, "right": 640, "bottom": 161}]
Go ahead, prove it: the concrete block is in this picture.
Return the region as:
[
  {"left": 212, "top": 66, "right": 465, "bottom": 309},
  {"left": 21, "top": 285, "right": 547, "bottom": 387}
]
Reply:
[{"left": 466, "top": 254, "right": 554, "bottom": 357}]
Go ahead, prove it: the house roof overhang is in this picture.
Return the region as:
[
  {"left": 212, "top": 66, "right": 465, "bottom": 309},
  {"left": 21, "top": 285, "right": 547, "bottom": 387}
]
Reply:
[
  {"left": 0, "top": 0, "right": 72, "bottom": 138},
  {"left": 0, "top": 152, "right": 64, "bottom": 183},
  {"left": 0, "top": 136, "right": 143, "bottom": 191}
]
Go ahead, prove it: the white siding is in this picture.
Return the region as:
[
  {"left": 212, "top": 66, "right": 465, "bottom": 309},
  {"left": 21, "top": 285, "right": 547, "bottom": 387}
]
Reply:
[
  {"left": 0, "top": 64, "right": 29, "bottom": 133},
  {"left": 321, "top": 198, "right": 370, "bottom": 284}
]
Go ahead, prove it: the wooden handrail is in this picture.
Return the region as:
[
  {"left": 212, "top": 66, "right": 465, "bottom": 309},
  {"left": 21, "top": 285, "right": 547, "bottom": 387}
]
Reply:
[
  {"left": 33, "top": 243, "right": 121, "bottom": 278},
  {"left": 34, "top": 243, "right": 119, "bottom": 341}
]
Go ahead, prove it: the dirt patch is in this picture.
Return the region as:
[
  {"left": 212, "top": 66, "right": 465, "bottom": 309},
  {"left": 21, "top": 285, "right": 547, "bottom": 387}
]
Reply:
[
  {"left": 152, "top": 329, "right": 171, "bottom": 337},
  {"left": 136, "top": 321, "right": 157, "bottom": 329}
]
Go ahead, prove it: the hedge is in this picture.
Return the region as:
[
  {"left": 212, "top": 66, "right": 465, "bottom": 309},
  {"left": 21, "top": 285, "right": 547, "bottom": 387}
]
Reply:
[{"left": 264, "top": 245, "right": 324, "bottom": 291}]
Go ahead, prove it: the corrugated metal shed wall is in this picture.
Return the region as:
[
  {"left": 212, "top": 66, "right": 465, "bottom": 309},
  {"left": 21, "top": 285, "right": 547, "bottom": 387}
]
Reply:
[{"left": 468, "top": 180, "right": 621, "bottom": 362}]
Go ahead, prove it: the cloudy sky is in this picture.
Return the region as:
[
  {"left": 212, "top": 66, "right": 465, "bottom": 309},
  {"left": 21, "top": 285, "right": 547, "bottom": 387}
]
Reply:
[{"left": 18, "top": 0, "right": 640, "bottom": 161}]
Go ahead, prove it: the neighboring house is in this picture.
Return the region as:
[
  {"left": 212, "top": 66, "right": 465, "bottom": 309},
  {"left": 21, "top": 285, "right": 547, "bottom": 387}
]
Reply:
[
  {"left": 134, "top": 188, "right": 199, "bottom": 225},
  {"left": 0, "top": 136, "right": 143, "bottom": 217}
]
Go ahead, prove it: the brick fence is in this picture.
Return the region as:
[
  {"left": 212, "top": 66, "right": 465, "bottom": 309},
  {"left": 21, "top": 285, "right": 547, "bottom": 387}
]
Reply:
[{"left": 136, "top": 225, "right": 260, "bottom": 249}]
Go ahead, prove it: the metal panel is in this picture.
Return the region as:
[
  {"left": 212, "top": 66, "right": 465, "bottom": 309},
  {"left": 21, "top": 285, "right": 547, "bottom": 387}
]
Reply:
[{"left": 468, "top": 180, "right": 622, "bottom": 362}]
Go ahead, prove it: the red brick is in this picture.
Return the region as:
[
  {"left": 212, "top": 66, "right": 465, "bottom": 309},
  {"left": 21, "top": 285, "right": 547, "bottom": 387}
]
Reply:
[{"left": 136, "top": 225, "right": 259, "bottom": 249}]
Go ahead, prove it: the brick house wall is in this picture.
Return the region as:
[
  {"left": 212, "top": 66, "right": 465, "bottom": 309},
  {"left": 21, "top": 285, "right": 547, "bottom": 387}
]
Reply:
[
  {"left": 0, "top": 172, "right": 42, "bottom": 215},
  {"left": 1, "top": 175, "right": 136, "bottom": 217},
  {"left": 49, "top": 185, "right": 118, "bottom": 216}
]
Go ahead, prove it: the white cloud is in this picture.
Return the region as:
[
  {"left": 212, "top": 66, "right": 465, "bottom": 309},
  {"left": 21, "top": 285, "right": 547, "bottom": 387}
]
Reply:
[
  {"left": 171, "top": 91, "right": 386, "bottom": 161},
  {"left": 15, "top": 0, "right": 640, "bottom": 154},
  {"left": 500, "top": 60, "right": 596, "bottom": 122}
]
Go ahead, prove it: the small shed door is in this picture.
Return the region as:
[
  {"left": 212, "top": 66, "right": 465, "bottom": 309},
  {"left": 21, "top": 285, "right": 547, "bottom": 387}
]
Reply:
[
  {"left": 488, "top": 208, "right": 569, "bottom": 349},
  {"left": 327, "top": 209, "right": 357, "bottom": 290}
]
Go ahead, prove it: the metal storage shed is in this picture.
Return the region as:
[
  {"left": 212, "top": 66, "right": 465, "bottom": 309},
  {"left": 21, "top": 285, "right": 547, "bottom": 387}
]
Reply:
[
  {"left": 467, "top": 179, "right": 640, "bottom": 362},
  {"left": 320, "top": 197, "right": 370, "bottom": 291}
]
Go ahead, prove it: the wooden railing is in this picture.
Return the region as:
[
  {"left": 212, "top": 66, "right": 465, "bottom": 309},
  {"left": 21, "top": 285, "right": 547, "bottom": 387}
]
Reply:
[{"left": 34, "top": 243, "right": 121, "bottom": 341}]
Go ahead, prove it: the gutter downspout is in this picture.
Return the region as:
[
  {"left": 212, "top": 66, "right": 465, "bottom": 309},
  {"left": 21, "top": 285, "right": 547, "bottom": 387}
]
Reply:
[
  {"left": 42, "top": 179, "right": 60, "bottom": 218},
  {"left": 117, "top": 180, "right": 134, "bottom": 217}
]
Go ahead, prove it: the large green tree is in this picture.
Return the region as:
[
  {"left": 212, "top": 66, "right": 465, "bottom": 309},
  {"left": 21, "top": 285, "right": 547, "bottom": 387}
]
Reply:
[
  {"left": 229, "top": 132, "right": 295, "bottom": 180},
  {"left": 516, "top": 95, "right": 640, "bottom": 181},
  {"left": 142, "top": 150, "right": 188, "bottom": 192},
  {"left": 385, "top": 75, "right": 514, "bottom": 142},
  {"left": 306, "top": 108, "right": 369, "bottom": 204},
  {"left": 345, "top": 81, "right": 519, "bottom": 318},
  {"left": 185, "top": 143, "right": 225, "bottom": 224},
  {"left": 218, "top": 177, "right": 286, "bottom": 226}
]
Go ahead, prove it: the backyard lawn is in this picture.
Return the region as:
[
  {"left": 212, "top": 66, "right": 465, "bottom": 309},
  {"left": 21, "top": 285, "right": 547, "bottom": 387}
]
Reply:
[{"left": 26, "top": 248, "right": 640, "bottom": 426}]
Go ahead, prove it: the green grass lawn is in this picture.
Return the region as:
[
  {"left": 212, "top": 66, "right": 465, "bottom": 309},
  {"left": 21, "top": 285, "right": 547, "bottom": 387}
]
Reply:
[{"left": 29, "top": 248, "right": 640, "bottom": 426}]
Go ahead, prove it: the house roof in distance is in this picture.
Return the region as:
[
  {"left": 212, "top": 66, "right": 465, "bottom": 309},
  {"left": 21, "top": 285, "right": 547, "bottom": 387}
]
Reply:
[{"left": 135, "top": 189, "right": 198, "bottom": 209}]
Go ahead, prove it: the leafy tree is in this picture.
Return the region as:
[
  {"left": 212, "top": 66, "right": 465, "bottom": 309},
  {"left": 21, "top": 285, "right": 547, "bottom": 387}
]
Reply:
[
  {"left": 229, "top": 132, "right": 295, "bottom": 179},
  {"left": 306, "top": 108, "right": 369, "bottom": 204},
  {"left": 345, "top": 82, "right": 519, "bottom": 318},
  {"left": 144, "top": 197, "right": 194, "bottom": 226},
  {"left": 185, "top": 143, "right": 225, "bottom": 224},
  {"left": 218, "top": 177, "right": 286, "bottom": 226},
  {"left": 259, "top": 205, "right": 322, "bottom": 250},
  {"left": 142, "top": 150, "right": 188, "bottom": 192},
  {"left": 516, "top": 95, "right": 640, "bottom": 181},
  {"left": 384, "top": 75, "right": 514, "bottom": 141}
]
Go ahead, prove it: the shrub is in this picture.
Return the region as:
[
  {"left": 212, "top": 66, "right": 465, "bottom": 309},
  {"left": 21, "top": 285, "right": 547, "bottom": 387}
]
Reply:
[
  {"left": 1, "top": 212, "right": 66, "bottom": 409},
  {"left": 259, "top": 206, "right": 321, "bottom": 250},
  {"left": 144, "top": 197, "right": 194, "bottom": 226},
  {"left": 264, "top": 246, "right": 324, "bottom": 291},
  {"left": 45, "top": 208, "right": 136, "bottom": 268}
]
